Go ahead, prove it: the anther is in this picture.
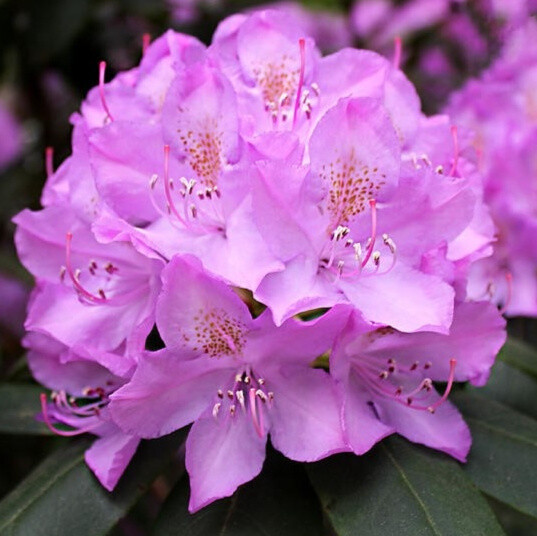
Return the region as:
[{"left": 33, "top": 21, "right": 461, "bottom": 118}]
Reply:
[
  {"left": 212, "top": 402, "right": 221, "bottom": 419},
  {"left": 217, "top": 389, "right": 224, "bottom": 399},
  {"left": 236, "top": 389, "right": 246, "bottom": 410}
]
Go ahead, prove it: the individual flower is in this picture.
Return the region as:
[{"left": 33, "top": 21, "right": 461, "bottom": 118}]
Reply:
[
  {"left": 331, "top": 301, "right": 506, "bottom": 460},
  {"left": 14, "top": 204, "right": 162, "bottom": 353},
  {"left": 26, "top": 332, "right": 139, "bottom": 491},
  {"left": 109, "top": 256, "right": 349, "bottom": 511}
]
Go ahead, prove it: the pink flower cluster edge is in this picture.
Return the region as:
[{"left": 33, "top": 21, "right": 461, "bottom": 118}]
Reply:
[{"left": 14, "top": 10, "right": 506, "bottom": 512}]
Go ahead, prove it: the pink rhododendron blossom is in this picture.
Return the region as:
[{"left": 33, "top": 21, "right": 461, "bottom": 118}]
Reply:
[
  {"left": 109, "top": 256, "right": 349, "bottom": 511},
  {"left": 13, "top": 10, "right": 506, "bottom": 509},
  {"left": 25, "top": 332, "right": 140, "bottom": 491},
  {"left": 331, "top": 301, "right": 506, "bottom": 460},
  {"left": 447, "top": 19, "right": 537, "bottom": 316}
]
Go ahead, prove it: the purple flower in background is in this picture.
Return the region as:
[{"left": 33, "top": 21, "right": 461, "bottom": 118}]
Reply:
[
  {"left": 0, "top": 98, "right": 22, "bottom": 171},
  {"left": 351, "top": 0, "right": 537, "bottom": 109},
  {"left": 447, "top": 19, "right": 537, "bottom": 316}
]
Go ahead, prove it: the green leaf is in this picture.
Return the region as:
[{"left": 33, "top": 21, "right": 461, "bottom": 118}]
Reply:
[
  {"left": 152, "top": 448, "right": 323, "bottom": 536},
  {"left": 471, "top": 360, "right": 537, "bottom": 420},
  {"left": 0, "top": 383, "right": 51, "bottom": 435},
  {"left": 307, "top": 436, "right": 505, "bottom": 536},
  {"left": 498, "top": 338, "right": 537, "bottom": 379},
  {"left": 0, "top": 430, "right": 186, "bottom": 536},
  {"left": 453, "top": 391, "right": 537, "bottom": 518}
]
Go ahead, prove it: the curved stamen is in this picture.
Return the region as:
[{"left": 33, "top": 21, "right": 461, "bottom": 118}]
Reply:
[
  {"left": 45, "top": 147, "right": 54, "bottom": 179},
  {"left": 40, "top": 393, "right": 100, "bottom": 437},
  {"left": 99, "top": 61, "right": 114, "bottom": 123},
  {"left": 409, "top": 359, "right": 457, "bottom": 413},
  {"left": 162, "top": 145, "right": 189, "bottom": 227},
  {"left": 449, "top": 125, "right": 459, "bottom": 176},
  {"left": 65, "top": 233, "right": 108, "bottom": 304},
  {"left": 293, "top": 38, "right": 306, "bottom": 128},
  {"left": 249, "top": 387, "right": 264, "bottom": 438},
  {"left": 393, "top": 36, "right": 402, "bottom": 70},
  {"left": 361, "top": 199, "right": 377, "bottom": 268}
]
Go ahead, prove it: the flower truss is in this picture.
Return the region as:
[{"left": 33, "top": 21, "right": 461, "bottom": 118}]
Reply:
[
  {"left": 14, "top": 10, "right": 506, "bottom": 512},
  {"left": 447, "top": 19, "right": 537, "bottom": 317}
]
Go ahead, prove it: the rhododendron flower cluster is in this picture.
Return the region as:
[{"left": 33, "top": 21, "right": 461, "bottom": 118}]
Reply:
[
  {"left": 14, "top": 10, "right": 506, "bottom": 512},
  {"left": 447, "top": 20, "right": 537, "bottom": 317}
]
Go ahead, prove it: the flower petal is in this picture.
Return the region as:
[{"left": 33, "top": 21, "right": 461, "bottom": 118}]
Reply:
[{"left": 186, "top": 411, "right": 266, "bottom": 512}]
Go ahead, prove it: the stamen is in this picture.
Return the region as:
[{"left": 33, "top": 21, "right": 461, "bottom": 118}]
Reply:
[
  {"left": 65, "top": 233, "right": 107, "bottom": 304},
  {"left": 361, "top": 199, "right": 377, "bottom": 267},
  {"left": 142, "top": 33, "right": 151, "bottom": 55},
  {"left": 212, "top": 402, "right": 221, "bottom": 419},
  {"left": 424, "top": 359, "right": 456, "bottom": 413},
  {"left": 236, "top": 389, "right": 246, "bottom": 411},
  {"left": 449, "top": 125, "right": 459, "bottom": 176},
  {"left": 40, "top": 393, "right": 99, "bottom": 437},
  {"left": 249, "top": 387, "right": 264, "bottom": 438},
  {"left": 293, "top": 38, "right": 306, "bottom": 128},
  {"left": 162, "top": 145, "right": 188, "bottom": 227},
  {"left": 98, "top": 61, "right": 114, "bottom": 123},
  {"left": 45, "top": 147, "right": 54, "bottom": 178},
  {"left": 393, "top": 36, "right": 402, "bottom": 70}
]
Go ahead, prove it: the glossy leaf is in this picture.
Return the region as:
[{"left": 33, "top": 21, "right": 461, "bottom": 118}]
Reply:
[
  {"left": 307, "top": 436, "right": 505, "bottom": 536},
  {"left": 152, "top": 448, "right": 323, "bottom": 536},
  {"left": 453, "top": 391, "right": 537, "bottom": 518},
  {"left": 472, "top": 360, "right": 537, "bottom": 420},
  {"left": 0, "top": 430, "right": 185, "bottom": 536},
  {"left": 498, "top": 339, "right": 537, "bottom": 380},
  {"left": 0, "top": 383, "right": 51, "bottom": 435}
]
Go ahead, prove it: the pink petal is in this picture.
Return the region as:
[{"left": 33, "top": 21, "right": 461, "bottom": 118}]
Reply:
[
  {"left": 156, "top": 256, "right": 253, "bottom": 352},
  {"left": 338, "top": 263, "right": 454, "bottom": 333},
  {"left": 109, "top": 350, "right": 231, "bottom": 438},
  {"left": 186, "top": 411, "right": 266, "bottom": 512},
  {"left": 85, "top": 432, "right": 140, "bottom": 491},
  {"left": 268, "top": 365, "right": 349, "bottom": 461}
]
